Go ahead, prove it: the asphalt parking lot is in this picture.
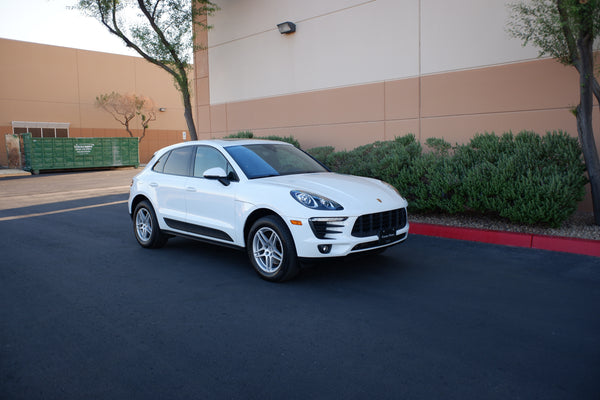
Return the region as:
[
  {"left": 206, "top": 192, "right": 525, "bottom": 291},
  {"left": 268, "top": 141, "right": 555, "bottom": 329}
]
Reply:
[{"left": 1, "top": 170, "right": 599, "bottom": 399}]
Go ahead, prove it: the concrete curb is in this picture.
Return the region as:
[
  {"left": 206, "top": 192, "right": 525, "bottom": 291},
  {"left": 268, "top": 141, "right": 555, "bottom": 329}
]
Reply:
[{"left": 410, "top": 222, "right": 600, "bottom": 258}]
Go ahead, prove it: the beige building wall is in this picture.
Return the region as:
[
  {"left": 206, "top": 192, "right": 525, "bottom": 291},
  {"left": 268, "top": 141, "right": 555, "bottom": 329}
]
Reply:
[
  {"left": 0, "top": 38, "right": 190, "bottom": 165},
  {"left": 202, "top": 59, "right": 584, "bottom": 149},
  {"left": 202, "top": 0, "right": 587, "bottom": 146},
  {"left": 195, "top": 0, "right": 598, "bottom": 212}
]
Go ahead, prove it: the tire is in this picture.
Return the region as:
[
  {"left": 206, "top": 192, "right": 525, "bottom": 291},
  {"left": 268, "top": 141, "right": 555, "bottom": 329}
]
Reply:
[
  {"left": 247, "top": 216, "right": 299, "bottom": 282},
  {"left": 133, "top": 200, "right": 168, "bottom": 249}
]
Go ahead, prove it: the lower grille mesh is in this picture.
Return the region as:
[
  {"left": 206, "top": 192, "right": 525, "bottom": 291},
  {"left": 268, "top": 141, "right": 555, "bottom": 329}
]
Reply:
[{"left": 351, "top": 208, "right": 407, "bottom": 238}]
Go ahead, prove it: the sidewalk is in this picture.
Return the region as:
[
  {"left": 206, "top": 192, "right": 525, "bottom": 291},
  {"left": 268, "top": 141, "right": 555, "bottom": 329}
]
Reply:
[{"left": 0, "top": 168, "right": 31, "bottom": 178}]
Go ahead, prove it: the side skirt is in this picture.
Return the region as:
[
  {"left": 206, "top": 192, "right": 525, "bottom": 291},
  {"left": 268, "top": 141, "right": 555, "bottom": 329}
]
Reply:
[{"left": 164, "top": 218, "right": 234, "bottom": 242}]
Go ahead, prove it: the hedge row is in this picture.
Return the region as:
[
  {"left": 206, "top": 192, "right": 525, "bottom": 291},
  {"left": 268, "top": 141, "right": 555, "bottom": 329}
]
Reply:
[{"left": 307, "top": 131, "right": 587, "bottom": 227}]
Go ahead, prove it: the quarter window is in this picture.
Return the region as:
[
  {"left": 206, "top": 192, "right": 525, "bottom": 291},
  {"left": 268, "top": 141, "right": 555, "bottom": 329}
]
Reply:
[{"left": 151, "top": 152, "right": 170, "bottom": 173}]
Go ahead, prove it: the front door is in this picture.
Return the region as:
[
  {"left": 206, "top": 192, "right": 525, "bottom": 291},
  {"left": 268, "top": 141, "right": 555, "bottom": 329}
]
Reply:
[{"left": 184, "top": 146, "right": 237, "bottom": 243}]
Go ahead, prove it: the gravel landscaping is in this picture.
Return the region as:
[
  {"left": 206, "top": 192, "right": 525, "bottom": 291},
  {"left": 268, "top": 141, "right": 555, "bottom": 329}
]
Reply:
[{"left": 410, "top": 211, "right": 600, "bottom": 241}]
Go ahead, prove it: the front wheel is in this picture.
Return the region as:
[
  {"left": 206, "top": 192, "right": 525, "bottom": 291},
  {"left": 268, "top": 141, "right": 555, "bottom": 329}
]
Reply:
[
  {"left": 247, "top": 216, "right": 299, "bottom": 282},
  {"left": 133, "top": 200, "right": 168, "bottom": 249}
]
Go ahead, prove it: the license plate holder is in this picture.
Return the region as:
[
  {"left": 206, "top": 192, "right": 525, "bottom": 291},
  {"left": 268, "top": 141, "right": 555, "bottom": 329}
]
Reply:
[{"left": 378, "top": 229, "right": 397, "bottom": 245}]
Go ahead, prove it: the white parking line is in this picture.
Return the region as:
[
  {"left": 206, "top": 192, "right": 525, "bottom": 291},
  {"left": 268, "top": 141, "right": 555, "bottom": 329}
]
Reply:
[{"left": 0, "top": 200, "right": 128, "bottom": 221}]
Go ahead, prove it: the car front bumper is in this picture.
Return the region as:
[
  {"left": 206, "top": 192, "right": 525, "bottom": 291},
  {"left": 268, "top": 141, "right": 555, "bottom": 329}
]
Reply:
[{"left": 284, "top": 211, "right": 409, "bottom": 258}]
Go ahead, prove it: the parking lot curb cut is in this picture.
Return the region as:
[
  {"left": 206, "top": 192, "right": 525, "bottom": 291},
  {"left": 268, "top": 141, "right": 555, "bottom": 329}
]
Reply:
[{"left": 410, "top": 222, "right": 600, "bottom": 258}]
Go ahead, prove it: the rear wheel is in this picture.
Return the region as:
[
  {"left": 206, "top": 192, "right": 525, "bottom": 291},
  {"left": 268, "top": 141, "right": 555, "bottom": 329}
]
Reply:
[
  {"left": 247, "top": 216, "right": 299, "bottom": 282},
  {"left": 133, "top": 200, "right": 168, "bottom": 249}
]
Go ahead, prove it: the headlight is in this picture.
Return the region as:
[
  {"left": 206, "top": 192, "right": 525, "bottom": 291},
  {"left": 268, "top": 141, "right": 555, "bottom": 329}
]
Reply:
[{"left": 290, "top": 190, "right": 344, "bottom": 210}]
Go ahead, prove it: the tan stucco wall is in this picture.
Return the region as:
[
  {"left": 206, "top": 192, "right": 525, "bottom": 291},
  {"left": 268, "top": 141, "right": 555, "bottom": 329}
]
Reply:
[
  {"left": 200, "top": 58, "right": 589, "bottom": 147},
  {"left": 0, "top": 38, "right": 190, "bottom": 165}
]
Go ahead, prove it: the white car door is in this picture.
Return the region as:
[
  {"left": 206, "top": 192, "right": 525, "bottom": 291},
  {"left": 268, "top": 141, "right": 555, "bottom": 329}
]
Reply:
[{"left": 184, "top": 145, "right": 238, "bottom": 243}]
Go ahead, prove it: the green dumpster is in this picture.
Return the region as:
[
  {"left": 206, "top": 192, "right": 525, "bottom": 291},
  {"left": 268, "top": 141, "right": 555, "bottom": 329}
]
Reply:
[{"left": 22, "top": 134, "right": 139, "bottom": 174}]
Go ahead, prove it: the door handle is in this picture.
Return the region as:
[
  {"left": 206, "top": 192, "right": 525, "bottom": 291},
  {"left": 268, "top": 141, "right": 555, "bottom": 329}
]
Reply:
[
  {"left": 149, "top": 183, "right": 158, "bottom": 187},
  {"left": 186, "top": 187, "right": 196, "bottom": 192}
]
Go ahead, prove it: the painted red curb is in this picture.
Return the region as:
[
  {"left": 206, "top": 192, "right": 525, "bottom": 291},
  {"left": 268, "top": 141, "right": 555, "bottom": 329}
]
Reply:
[{"left": 410, "top": 222, "right": 600, "bottom": 257}]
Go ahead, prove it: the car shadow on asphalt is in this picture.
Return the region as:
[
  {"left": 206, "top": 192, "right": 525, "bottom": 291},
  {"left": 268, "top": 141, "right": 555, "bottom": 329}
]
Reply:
[
  {"left": 296, "top": 252, "right": 405, "bottom": 282},
  {"left": 157, "top": 237, "right": 408, "bottom": 284}
]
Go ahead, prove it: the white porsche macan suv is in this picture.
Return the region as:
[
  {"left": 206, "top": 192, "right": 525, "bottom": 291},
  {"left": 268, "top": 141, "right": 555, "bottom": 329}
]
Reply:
[{"left": 128, "top": 139, "right": 409, "bottom": 281}]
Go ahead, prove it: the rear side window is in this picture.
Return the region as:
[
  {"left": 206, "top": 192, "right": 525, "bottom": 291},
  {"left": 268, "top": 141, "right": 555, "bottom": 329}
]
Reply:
[{"left": 160, "top": 147, "right": 194, "bottom": 176}]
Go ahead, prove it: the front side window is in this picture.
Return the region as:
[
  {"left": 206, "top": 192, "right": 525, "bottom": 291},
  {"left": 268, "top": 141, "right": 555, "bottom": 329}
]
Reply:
[
  {"left": 161, "top": 147, "right": 194, "bottom": 176},
  {"left": 193, "top": 146, "right": 234, "bottom": 178}
]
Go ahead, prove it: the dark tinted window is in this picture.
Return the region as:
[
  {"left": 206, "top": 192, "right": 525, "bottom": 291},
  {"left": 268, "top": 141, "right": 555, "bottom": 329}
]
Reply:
[
  {"left": 152, "top": 152, "right": 170, "bottom": 173},
  {"left": 162, "top": 146, "right": 193, "bottom": 176},
  {"left": 56, "top": 128, "right": 68, "bottom": 138},
  {"left": 29, "top": 128, "right": 42, "bottom": 138}
]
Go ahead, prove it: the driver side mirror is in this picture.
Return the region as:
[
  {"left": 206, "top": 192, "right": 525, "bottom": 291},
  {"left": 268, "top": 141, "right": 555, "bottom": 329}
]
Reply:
[{"left": 203, "top": 167, "right": 231, "bottom": 186}]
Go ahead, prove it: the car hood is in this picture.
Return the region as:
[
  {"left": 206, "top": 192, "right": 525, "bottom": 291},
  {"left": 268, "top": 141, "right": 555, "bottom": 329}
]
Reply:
[{"left": 253, "top": 172, "right": 406, "bottom": 213}]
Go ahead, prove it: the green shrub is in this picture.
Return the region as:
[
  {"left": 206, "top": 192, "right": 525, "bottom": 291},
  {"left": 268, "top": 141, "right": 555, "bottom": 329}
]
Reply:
[
  {"left": 425, "top": 137, "right": 452, "bottom": 156},
  {"left": 316, "top": 135, "right": 422, "bottom": 178},
  {"left": 306, "top": 146, "right": 335, "bottom": 164},
  {"left": 315, "top": 131, "right": 586, "bottom": 227},
  {"left": 459, "top": 131, "right": 586, "bottom": 226}
]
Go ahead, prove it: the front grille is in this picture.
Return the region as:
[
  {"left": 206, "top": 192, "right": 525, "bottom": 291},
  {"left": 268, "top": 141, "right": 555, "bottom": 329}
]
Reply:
[{"left": 351, "top": 208, "right": 407, "bottom": 238}]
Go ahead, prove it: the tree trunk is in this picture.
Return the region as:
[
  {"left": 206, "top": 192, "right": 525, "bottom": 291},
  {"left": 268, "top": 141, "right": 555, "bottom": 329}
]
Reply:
[
  {"left": 178, "top": 67, "right": 198, "bottom": 141},
  {"left": 183, "top": 94, "right": 197, "bottom": 141},
  {"left": 576, "top": 33, "right": 600, "bottom": 225}
]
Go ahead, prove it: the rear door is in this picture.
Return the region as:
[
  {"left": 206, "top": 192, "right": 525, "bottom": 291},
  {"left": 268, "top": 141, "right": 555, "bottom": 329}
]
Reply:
[{"left": 150, "top": 146, "right": 194, "bottom": 225}]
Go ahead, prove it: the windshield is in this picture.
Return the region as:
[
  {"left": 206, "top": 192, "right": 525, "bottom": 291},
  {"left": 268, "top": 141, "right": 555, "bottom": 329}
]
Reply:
[{"left": 225, "top": 143, "right": 328, "bottom": 179}]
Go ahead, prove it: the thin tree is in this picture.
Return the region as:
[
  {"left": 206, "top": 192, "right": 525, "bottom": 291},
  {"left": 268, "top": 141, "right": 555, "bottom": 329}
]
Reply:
[
  {"left": 76, "top": 0, "right": 219, "bottom": 141},
  {"left": 96, "top": 92, "right": 157, "bottom": 142},
  {"left": 137, "top": 95, "right": 157, "bottom": 141},
  {"left": 507, "top": 0, "right": 600, "bottom": 225},
  {"left": 96, "top": 91, "right": 138, "bottom": 137}
]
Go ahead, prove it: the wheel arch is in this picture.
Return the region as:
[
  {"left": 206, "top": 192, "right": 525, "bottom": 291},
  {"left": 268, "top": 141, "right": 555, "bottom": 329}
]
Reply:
[
  {"left": 243, "top": 208, "right": 288, "bottom": 247},
  {"left": 130, "top": 194, "right": 153, "bottom": 218}
]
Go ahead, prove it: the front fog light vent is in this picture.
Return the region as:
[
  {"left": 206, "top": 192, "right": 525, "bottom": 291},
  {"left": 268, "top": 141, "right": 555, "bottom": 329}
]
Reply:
[{"left": 309, "top": 217, "right": 347, "bottom": 239}]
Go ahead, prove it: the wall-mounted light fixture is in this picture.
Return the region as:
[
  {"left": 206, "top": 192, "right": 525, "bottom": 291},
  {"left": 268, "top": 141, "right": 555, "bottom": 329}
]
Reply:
[
  {"left": 159, "top": 107, "right": 166, "bottom": 112},
  {"left": 277, "top": 21, "right": 296, "bottom": 34}
]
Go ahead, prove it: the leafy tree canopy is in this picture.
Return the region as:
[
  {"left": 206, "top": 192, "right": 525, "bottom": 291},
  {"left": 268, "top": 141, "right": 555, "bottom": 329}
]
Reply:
[
  {"left": 75, "top": 0, "right": 219, "bottom": 140},
  {"left": 507, "top": 0, "right": 600, "bottom": 68}
]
